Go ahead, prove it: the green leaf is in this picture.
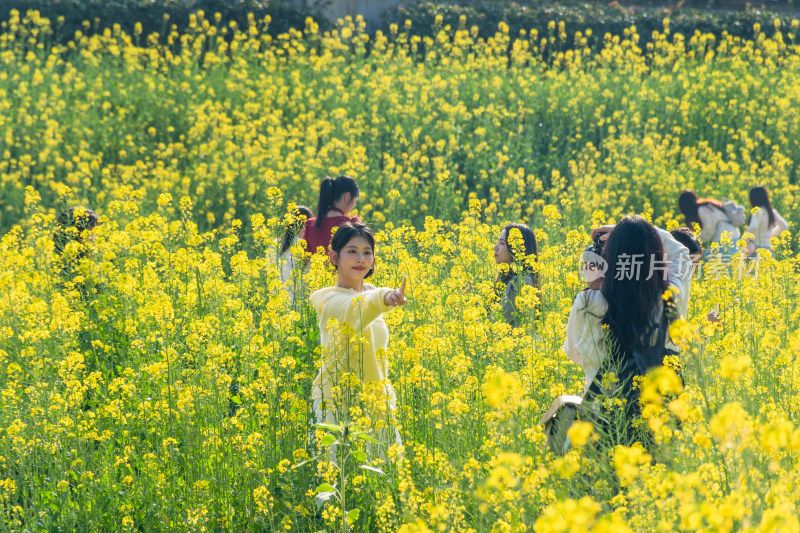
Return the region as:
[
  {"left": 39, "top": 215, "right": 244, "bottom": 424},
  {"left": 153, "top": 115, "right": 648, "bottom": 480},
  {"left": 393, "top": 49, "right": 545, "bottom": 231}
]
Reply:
[
  {"left": 315, "top": 483, "right": 336, "bottom": 494},
  {"left": 355, "top": 433, "right": 382, "bottom": 446},
  {"left": 314, "top": 422, "right": 342, "bottom": 433},
  {"left": 359, "top": 465, "right": 385, "bottom": 476},
  {"left": 320, "top": 434, "right": 336, "bottom": 447},
  {"left": 352, "top": 450, "right": 367, "bottom": 463},
  {"left": 347, "top": 508, "right": 360, "bottom": 523},
  {"left": 230, "top": 395, "right": 242, "bottom": 405}
]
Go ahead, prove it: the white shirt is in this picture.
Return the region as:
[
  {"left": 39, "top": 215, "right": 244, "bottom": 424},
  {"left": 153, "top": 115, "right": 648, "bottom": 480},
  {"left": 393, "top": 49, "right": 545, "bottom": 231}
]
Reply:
[
  {"left": 278, "top": 237, "right": 304, "bottom": 304},
  {"left": 698, "top": 204, "right": 740, "bottom": 244},
  {"left": 745, "top": 208, "right": 788, "bottom": 250},
  {"left": 563, "top": 228, "right": 692, "bottom": 392}
]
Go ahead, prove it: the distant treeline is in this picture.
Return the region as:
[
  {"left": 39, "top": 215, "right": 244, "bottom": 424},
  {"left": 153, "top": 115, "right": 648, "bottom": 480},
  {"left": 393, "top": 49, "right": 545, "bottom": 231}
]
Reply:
[{"left": 0, "top": 1, "right": 796, "bottom": 46}]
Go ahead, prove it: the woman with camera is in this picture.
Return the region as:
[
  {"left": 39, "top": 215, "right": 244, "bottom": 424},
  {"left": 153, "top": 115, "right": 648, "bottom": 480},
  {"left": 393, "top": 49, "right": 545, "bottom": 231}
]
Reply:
[{"left": 563, "top": 216, "right": 692, "bottom": 445}]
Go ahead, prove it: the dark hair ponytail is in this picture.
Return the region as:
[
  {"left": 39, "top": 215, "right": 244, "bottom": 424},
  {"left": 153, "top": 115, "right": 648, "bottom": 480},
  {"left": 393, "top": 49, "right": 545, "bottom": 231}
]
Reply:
[
  {"left": 315, "top": 175, "right": 359, "bottom": 228},
  {"left": 678, "top": 190, "right": 701, "bottom": 228}
]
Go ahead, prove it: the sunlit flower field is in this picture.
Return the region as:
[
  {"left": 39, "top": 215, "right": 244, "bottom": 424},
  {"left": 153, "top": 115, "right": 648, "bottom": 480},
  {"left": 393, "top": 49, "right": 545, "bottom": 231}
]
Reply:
[{"left": 2, "top": 8, "right": 800, "bottom": 532}]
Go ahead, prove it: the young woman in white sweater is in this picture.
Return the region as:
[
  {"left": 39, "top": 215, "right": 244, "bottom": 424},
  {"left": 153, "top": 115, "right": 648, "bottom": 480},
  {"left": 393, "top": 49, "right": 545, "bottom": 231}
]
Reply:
[
  {"left": 745, "top": 186, "right": 789, "bottom": 256},
  {"left": 309, "top": 222, "right": 406, "bottom": 449}
]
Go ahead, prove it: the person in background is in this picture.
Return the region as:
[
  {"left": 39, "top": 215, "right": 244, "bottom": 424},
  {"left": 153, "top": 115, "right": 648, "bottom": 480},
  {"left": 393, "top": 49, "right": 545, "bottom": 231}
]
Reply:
[
  {"left": 303, "top": 175, "right": 360, "bottom": 255},
  {"left": 744, "top": 185, "right": 789, "bottom": 257},
  {"left": 54, "top": 207, "right": 99, "bottom": 280},
  {"left": 278, "top": 205, "right": 313, "bottom": 303},
  {"left": 309, "top": 222, "right": 406, "bottom": 456},
  {"left": 669, "top": 227, "right": 702, "bottom": 265},
  {"left": 678, "top": 190, "right": 740, "bottom": 248},
  {"left": 564, "top": 216, "right": 692, "bottom": 446},
  {"left": 670, "top": 227, "right": 724, "bottom": 323},
  {"left": 493, "top": 222, "right": 539, "bottom": 327},
  {"left": 54, "top": 206, "right": 99, "bottom": 256}
]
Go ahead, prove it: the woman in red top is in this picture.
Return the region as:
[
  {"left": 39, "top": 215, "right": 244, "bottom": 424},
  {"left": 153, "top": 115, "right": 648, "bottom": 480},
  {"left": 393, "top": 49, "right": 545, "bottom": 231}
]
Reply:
[{"left": 303, "top": 175, "right": 360, "bottom": 254}]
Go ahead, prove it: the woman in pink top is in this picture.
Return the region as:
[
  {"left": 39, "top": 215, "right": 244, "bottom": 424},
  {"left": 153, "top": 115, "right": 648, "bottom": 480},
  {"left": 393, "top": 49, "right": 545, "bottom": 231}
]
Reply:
[{"left": 303, "top": 175, "right": 360, "bottom": 254}]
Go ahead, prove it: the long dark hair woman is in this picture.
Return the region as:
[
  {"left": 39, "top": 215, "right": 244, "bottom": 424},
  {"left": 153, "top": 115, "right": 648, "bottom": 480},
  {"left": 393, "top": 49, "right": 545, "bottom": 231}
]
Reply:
[
  {"left": 678, "top": 190, "right": 740, "bottom": 246},
  {"left": 745, "top": 185, "right": 788, "bottom": 256},
  {"left": 564, "top": 216, "right": 693, "bottom": 445},
  {"left": 493, "top": 222, "right": 539, "bottom": 327},
  {"left": 302, "top": 175, "right": 360, "bottom": 255}
]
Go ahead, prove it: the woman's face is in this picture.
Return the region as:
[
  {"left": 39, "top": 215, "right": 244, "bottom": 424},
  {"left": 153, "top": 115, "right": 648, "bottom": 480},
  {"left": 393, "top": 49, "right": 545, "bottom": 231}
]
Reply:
[
  {"left": 332, "top": 236, "right": 374, "bottom": 286},
  {"left": 493, "top": 230, "right": 513, "bottom": 264}
]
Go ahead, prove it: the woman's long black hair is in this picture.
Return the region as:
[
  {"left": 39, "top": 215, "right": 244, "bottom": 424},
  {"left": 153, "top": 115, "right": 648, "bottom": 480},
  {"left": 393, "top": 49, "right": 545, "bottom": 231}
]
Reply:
[
  {"left": 498, "top": 223, "right": 539, "bottom": 287},
  {"left": 748, "top": 185, "right": 776, "bottom": 228},
  {"left": 600, "top": 216, "right": 668, "bottom": 375},
  {"left": 678, "top": 190, "right": 723, "bottom": 229},
  {"left": 280, "top": 205, "right": 313, "bottom": 255},
  {"left": 315, "top": 175, "right": 359, "bottom": 228}
]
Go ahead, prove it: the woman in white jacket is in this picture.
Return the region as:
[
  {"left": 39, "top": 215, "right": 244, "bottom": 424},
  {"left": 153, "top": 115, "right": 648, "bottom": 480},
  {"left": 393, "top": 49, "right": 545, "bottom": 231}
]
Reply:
[
  {"left": 563, "top": 216, "right": 692, "bottom": 444},
  {"left": 678, "top": 190, "right": 740, "bottom": 246},
  {"left": 745, "top": 186, "right": 789, "bottom": 256}
]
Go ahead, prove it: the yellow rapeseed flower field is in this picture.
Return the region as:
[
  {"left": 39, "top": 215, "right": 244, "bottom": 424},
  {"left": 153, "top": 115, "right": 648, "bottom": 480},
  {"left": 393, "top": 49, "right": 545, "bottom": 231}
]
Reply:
[{"left": 2, "top": 8, "right": 800, "bottom": 532}]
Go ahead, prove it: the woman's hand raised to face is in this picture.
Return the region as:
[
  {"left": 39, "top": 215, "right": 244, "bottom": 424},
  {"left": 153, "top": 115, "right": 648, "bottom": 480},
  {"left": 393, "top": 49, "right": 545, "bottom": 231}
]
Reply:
[
  {"left": 591, "top": 224, "right": 616, "bottom": 242},
  {"left": 384, "top": 277, "right": 408, "bottom": 307}
]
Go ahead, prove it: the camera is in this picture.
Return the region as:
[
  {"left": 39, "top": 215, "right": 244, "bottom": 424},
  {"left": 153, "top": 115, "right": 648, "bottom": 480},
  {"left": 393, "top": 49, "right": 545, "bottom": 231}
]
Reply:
[
  {"left": 580, "top": 233, "right": 608, "bottom": 282},
  {"left": 590, "top": 233, "right": 604, "bottom": 257}
]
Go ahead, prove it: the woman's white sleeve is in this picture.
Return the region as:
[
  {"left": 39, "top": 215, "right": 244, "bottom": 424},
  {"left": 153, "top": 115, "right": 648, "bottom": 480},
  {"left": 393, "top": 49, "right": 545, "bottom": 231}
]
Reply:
[
  {"left": 657, "top": 227, "right": 693, "bottom": 317},
  {"left": 280, "top": 251, "right": 293, "bottom": 284},
  {"left": 564, "top": 291, "right": 605, "bottom": 386},
  {"left": 563, "top": 293, "right": 586, "bottom": 367},
  {"left": 322, "top": 288, "right": 394, "bottom": 332}
]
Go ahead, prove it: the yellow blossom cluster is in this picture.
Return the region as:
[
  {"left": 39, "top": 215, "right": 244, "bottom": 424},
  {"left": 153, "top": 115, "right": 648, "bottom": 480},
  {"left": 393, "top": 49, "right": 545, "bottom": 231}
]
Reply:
[
  {"left": 1, "top": 10, "right": 800, "bottom": 236},
  {"left": 2, "top": 189, "right": 800, "bottom": 530}
]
